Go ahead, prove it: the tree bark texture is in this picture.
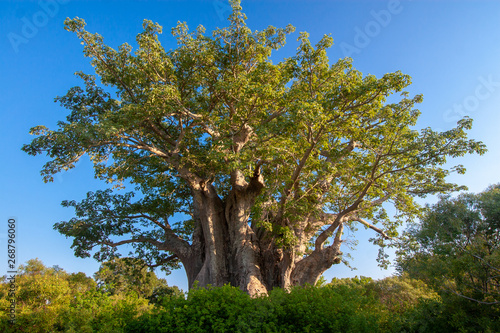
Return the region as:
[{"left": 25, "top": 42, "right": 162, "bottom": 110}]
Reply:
[{"left": 177, "top": 174, "right": 343, "bottom": 296}]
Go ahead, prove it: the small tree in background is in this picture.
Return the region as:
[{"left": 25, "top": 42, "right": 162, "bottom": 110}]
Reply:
[
  {"left": 0, "top": 259, "right": 151, "bottom": 333},
  {"left": 397, "top": 185, "right": 500, "bottom": 305},
  {"left": 94, "top": 257, "right": 158, "bottom": 297},
  {"left": 94, "top": 257, "right": 182, "bottom": 302},
  {"left": 0, "top": 259, "right": 94, "bottom": 332},
  {"left": 397, "top": 185, "right": 500, "bottom": 331}
]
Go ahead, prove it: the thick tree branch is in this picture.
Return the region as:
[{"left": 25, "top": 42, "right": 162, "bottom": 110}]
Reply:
[
  {"left": 277, "top": 127, "right": 324, "bottom": 223},
  {"left": 352, "top": 216, "right": 392, "bottom": 240},
  {"left": 314, "top": 216, "right": 342, "bottom": 250},
  {"left": 145, "top": 254, "right": 179, "bottom": 269},
  {"left": 102, "top": 236, "right": 162, "bottom": 248}
]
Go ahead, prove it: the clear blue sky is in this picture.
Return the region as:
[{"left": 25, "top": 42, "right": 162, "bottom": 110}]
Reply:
[{"left": 1, "top": 0, "right": 499, "bottom": 291}]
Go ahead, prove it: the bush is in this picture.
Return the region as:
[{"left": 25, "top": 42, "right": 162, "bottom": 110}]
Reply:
[
  {"left": 2, "top": 262, "right": 496, "bottom": 333},
  {"left": 0, "top": 259, "right": 150, "bottom": 333},
  {"left": 127, "top": 282, "right": 393, "bottom": 332},
  {"left": 61, "top": 291, "right": 151, "bottom": 333}
]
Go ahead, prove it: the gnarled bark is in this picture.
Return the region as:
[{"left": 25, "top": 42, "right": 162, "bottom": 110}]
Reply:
[{"left": 178, "top": 177, "right": 346, "bottom": 296}]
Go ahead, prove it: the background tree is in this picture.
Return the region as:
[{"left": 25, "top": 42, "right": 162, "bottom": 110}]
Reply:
[
  {"left": 23, "top": 0, "right": 485, "bottom": 295},
  {"left": 396, "top": 185, "right": 500, "bottom": 330},
  {"left": 94, "top": 257, "right": 181, "bottom": 302},
  {"left": 0, "top": 259, "right": 94, "bottom": 332},
  {"left": 328, "top": 275, "right": 439, "bottom": 315},
  {"left": 67, "top": 271, "right": 97, "bottom": 294},
  {"left": 397, "top": 185, "right": 500, "bottom": 305},
  {"left": 9, "top": 259, "right": 73, "bottom": 309},
  {"left": 148, "top": 280, "right": 184, "bottom": 304},
  {"left": 0, "top": 259, "right": 150, "bottom": 333},
  {"left": 95, "top": 257, "right": 158, "bottom": 297}
]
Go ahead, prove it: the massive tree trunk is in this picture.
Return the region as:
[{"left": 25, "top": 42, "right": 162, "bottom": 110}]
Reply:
[{"left": 178, "top": 171, "right": 344, "bottom": 296}]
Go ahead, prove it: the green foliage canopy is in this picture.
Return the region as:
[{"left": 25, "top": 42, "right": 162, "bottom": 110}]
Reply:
[{"left": 22, "top": 1, "right": 486, "bottom": 282}]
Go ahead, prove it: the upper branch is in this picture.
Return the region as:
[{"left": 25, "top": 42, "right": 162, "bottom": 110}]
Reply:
[{"left": 352, "top": 215, "right": 392, "bottom": 240}]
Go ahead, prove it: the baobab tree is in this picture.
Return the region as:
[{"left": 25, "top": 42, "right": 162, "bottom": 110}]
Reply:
[{"left": 23, "top": 1, "right": 485, "bottom": 296}]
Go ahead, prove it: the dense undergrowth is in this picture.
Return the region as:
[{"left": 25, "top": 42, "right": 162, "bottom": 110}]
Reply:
[{"left": 1, "top": 269, "right": 498, "bottom": 333}]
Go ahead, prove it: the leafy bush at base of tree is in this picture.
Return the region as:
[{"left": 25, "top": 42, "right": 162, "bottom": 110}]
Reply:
[
  {"left": 125, "top": 278, "right": 499, "bottom": 333},
  {"left": 2, "top": 269, "right": 499, "bottom": 332},
  {"left": 126, "top": 284, "right": 379, "bottom": 333},
  {"left": 125, "top": 277, "right": 465, "bottom": 333}
]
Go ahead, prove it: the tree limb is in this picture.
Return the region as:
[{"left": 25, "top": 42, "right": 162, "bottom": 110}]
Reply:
[{"left": 352, "top": 216, "right": 392, "bottom": 240}]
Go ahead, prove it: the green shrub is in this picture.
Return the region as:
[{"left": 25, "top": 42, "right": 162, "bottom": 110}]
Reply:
[
  {"left": 61, "top": 291, "right": 151, "bottom": 332},
  {"left": 3, "top": 262, "right": 496, "bottom": 333},
  {"left": 127, "top": 283, "right": 391, "bottom": 333}
]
